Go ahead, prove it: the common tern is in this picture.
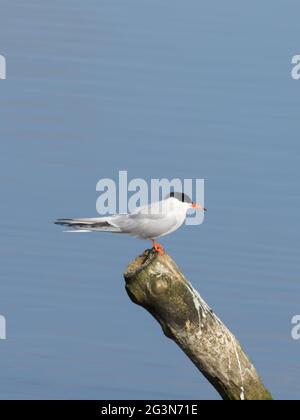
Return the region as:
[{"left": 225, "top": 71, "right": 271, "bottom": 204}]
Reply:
[{"left": 55, "top": 192, "right": 206, "bottom": 254}]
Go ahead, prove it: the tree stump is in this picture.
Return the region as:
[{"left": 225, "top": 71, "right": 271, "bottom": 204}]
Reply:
[{"left": 124, "top": 249, "right": 272, "bottom": 401}]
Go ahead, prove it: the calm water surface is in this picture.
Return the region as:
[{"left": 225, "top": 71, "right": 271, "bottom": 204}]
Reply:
[{"left": 0, "top": 0, "right": 299, "bottom": 399}]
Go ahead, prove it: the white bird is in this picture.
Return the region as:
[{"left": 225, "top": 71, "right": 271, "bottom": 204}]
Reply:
[{"left": 55, "top": 192, "right": 206, "bottom": 254}]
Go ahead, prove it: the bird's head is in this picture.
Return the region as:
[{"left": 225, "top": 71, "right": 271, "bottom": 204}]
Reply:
[{"left": 165, "top": 192, "right": 207, "bottom": 212}]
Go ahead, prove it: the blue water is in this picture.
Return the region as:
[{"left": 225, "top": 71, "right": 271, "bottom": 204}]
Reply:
[{"left": 0, "top": 0, "right": 299, "bottom": 400}]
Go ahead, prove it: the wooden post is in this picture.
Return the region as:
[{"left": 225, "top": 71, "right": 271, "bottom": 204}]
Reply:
[{"left": 124, "top": 249, "right": 272, "bottom": 401}]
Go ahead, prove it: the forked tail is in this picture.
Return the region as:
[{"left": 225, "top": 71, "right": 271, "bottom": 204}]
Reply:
[{"left": 54, "top": 217, "right": 122, "bottom": 232}]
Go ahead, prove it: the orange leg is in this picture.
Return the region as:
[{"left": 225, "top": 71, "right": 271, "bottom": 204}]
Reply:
[{"left": 151, "top": 239, "right": 165, "bottom": 256}]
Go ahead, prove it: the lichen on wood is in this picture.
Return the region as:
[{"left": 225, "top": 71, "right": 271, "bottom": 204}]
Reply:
[{"left": 124, "top": 249, "right": 272, "bottom": 401}]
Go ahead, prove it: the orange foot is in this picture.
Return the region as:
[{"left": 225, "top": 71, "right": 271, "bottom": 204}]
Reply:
[{"left": 151, "top": 240, "right": 165, "bottom": 256}]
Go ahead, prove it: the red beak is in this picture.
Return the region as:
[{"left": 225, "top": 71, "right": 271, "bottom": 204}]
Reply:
[{"left": 191, "top": 203, "right": 207, "bottom": 211}]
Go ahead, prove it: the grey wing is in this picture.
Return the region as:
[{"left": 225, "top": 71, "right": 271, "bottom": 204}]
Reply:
[
  {"left": 55, "top": 216, "right": 123, "bottom": 232},
  {"left": 115, "top": 212, "right": 178, "bottom": 239},
  {"left": 55, "top": 207, "right": 178, "bottom": 239}
]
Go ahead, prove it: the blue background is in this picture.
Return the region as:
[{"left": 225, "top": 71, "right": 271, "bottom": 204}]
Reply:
[{"left": 0, "top": 0, "right": 299, "bottom": 399}]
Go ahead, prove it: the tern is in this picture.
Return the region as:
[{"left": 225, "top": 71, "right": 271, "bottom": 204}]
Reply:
[{"left": 55, "top": 192, "right": 206, "bottom": 254}]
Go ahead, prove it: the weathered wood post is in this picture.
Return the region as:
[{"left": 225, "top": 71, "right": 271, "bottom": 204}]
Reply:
[{"left": 124, "top": 249, "right": 272, "bottom": 401}]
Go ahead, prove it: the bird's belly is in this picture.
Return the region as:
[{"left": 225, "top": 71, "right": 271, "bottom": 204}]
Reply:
[
  {"left": 116, "top": 210, "right": 186, "bottom": 240},
  {"left": 137, "top": 214, "right": 186, "bottom": 239},
  {"left": 132, "top": 221, "right": 172, "bottom": 239},
  {"left": 156, "top": 215, "right": 186, "bottom": 238}
]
